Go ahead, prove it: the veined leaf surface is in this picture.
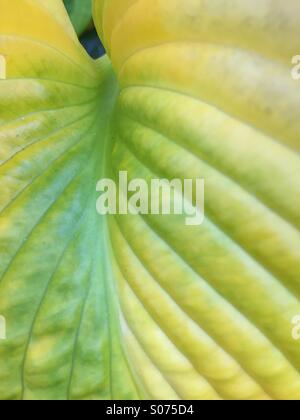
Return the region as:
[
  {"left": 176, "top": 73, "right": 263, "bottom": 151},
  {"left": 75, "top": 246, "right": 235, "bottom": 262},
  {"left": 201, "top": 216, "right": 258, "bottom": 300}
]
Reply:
[
  {"left": 0, "top": 0, "right": 139, "bottom": 401},
  {"left": 0, "top": 0, "right": 299, "bottom": 400}
]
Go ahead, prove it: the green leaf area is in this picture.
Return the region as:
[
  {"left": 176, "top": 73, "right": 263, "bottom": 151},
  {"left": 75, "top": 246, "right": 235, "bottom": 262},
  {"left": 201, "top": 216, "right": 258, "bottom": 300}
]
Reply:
[
  {"left": 0, "top": 0, "right": 300, "bottom": 401},
  {"left": 64, "top": 0, "right": 92, "bottom": 35}
]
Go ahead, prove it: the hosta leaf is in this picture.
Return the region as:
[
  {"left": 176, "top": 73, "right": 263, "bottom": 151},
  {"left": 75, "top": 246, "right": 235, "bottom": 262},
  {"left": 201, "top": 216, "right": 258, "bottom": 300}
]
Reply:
[
  {"left": 0, "top": 0, "right": 140, "bottom": 400},
  {"left": 94, "top": 0, "right": 300, "bottom": 400},
  {"left": 0, "top": 0, "right": 299, "bottom": 401}
]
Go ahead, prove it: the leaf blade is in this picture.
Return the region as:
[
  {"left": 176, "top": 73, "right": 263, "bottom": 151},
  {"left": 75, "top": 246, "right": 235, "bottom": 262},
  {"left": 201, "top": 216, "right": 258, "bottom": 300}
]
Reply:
[{"left": 0, "top": 0, "right": 139, "bottom": 400}]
